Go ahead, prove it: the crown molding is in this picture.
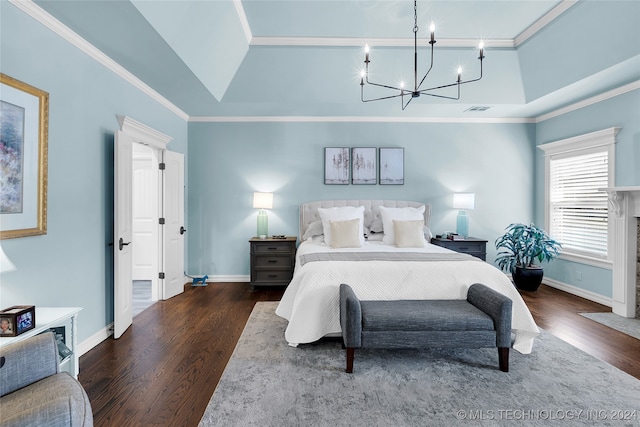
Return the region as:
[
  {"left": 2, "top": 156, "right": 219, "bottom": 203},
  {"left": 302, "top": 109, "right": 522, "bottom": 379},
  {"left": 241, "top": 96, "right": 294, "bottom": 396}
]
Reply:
[
  {"left": 536, "top": 80, "right": 640, "bottom": 123},
  {"left": 189, "top": 116, "right": 534, "bottom": 124},
  {"left": 233, "top": 0, "right": 252, "bottom": 44},
  {"left": 117, "top": 115, "right": 173, "bottom": 149},
  {"left": 251, "top": 36, "right": 513, "bottom": 49},
  {"left": 515, "top": 0, "right": 578, "bottom": 46},
  {"left": 9, "top": 0, "right": 189, "bottom": 121}
]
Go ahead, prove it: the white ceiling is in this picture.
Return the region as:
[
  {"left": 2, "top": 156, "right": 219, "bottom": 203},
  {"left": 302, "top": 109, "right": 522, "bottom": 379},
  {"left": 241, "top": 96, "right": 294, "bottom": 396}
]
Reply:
[{"left": 28, "top": 0, "right": 640, "bottom": 119}]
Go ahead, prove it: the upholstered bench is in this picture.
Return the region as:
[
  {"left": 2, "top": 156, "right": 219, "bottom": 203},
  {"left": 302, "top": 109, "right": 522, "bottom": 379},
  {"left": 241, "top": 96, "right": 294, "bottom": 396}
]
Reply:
[{"left": 339, "top": 283, "right": 512, "bottom": 373}]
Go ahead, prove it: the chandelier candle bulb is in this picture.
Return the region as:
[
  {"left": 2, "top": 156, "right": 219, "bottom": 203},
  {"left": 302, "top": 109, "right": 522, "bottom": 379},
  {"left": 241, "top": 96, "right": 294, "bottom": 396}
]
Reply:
[
  {"left": 430, "top": 22, "right": 435, "bottom": 43},
  {"left": 365, "top": 44, "right": 369, "bottom": 62}
]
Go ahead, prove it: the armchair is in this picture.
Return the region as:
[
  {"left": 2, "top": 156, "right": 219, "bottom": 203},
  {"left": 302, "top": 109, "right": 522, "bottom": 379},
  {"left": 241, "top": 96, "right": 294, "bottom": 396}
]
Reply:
[{"left": 0, "top": 332, "right": 93, "bottom": 426}]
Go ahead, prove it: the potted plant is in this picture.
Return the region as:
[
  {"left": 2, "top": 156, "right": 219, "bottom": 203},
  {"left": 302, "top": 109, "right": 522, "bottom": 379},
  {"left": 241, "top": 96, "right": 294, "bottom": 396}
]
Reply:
[{"left": 495, "top": 223, "right": 562, "bottom": 291}]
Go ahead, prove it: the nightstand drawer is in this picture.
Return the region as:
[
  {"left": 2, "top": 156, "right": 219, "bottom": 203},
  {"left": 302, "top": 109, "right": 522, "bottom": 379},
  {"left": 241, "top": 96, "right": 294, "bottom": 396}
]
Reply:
[
  {"left": 252, "top": 242, "right": 293, "bottom": 254},
  {"left": 449, "top": 242, "right": 484, "bottom": 253},
  {"left": 430, "top": 237, "right": 488, "bottom": 261},
  {"left": 254, "top": 270, "right": 293, "bottom": 282},
  {"left": 253, "top": 255, "right": 292, "bottom": 268}
]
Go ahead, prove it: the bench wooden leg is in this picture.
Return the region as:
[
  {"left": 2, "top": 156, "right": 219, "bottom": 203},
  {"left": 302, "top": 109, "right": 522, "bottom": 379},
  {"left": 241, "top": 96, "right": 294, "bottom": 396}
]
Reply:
[
  {"left": 498, "top": 347, "right": 509, "bottom": 372},
  {"left": 346, "top": 347, "right": 355, "bottom": 373}
]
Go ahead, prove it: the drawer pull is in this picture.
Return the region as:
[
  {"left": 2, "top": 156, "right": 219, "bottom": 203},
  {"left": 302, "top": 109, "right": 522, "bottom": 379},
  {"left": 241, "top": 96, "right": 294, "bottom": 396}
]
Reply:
[
  {"left": 268, "top": 260, "right": 278, "bottom": 264},
  {"left": 268, "top": 274, "right": 278, "bottom": 278},
  {"left": 268, "top": 247, "right": 278, "bottom": 251},
  {"left": 458, "top": 247, "right": 469, "bottom": 250}
]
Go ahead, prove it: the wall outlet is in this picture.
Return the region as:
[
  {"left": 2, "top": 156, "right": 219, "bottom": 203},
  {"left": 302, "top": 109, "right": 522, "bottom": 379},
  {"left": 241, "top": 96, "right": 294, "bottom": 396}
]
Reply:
[{"left": 575, "top": 270, "right": 582, "bottom": 281}]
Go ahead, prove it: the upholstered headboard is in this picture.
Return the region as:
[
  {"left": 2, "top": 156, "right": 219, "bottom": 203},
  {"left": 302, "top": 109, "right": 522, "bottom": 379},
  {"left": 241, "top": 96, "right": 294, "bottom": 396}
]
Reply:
[{"left": 299, "top": 200, "right": 431, "bottom": 241}]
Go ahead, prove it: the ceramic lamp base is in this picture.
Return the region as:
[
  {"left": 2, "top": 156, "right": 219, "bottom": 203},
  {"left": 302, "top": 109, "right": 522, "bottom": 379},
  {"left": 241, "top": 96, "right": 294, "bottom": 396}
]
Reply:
[
  {"left": 257, "top": 210, "right": 269, "bottom": 238},
  {"left": 456, "top": 210, "right": 469, "bottom": 238}
]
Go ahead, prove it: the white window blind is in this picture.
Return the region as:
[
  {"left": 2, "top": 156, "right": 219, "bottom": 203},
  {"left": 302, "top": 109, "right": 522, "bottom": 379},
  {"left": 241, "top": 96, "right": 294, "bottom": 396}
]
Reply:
[{"left": 549, "top": 150, "right": 609, "bottom": 257}]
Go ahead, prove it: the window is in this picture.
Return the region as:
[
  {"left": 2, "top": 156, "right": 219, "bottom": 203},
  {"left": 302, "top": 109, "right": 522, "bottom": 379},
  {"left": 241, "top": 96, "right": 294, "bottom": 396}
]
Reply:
[{"left": 539, "top": 128, "right": 619, "bottom": 267}]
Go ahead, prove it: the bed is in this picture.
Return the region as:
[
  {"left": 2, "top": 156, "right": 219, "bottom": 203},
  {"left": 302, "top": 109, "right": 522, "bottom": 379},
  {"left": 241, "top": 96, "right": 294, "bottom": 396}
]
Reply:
[{"left": 275, "top": 200, "right": 539, "bottom": 354}]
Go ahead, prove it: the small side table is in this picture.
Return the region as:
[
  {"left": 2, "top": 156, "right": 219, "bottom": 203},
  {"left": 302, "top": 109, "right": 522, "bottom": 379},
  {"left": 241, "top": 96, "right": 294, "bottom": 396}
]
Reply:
[
  {"left": 0, "top": 307, "right": 82, "bottom": 378},
  {"left": 430, "top": 237, "right": 488, "bottom": 261},
  {"left": 249, "top": 237, "right": 297, "bottom": 290}
]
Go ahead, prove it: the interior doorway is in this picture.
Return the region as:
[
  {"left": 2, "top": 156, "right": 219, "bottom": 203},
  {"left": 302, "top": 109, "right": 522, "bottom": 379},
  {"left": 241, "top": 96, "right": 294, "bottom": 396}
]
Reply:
[
  {"left": 131, "top": 142, "right": 160, "bottom": 317},
  {"left": 114, "top": 115, "right": 185, "bottom": 338}
]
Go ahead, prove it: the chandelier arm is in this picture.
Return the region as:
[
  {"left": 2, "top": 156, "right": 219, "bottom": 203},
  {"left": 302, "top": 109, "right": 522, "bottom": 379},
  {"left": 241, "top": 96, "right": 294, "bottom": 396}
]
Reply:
[
  {"left": 416, "top": 42, "right": 435, "bottom": 91},
  {"left": 420, "top": 81, "right": 461, "bottom": 100},
  {"left": 401, "top": 93, "right": 414, "bottom": 110},
  {"left": 361, "top": 86, "right": 405, "bottom": 103},
  {"left": 364, "top": 77, "right": 403, "bottom": 92}
]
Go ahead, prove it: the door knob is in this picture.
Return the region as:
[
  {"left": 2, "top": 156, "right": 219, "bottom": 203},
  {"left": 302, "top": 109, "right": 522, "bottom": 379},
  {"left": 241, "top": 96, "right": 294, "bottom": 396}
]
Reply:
[
  {"left": 180, "top": 226, "right": 187, "bottom": 235},
  {"left": 119, "top": 237, "right": 131, "bottom": 251}
]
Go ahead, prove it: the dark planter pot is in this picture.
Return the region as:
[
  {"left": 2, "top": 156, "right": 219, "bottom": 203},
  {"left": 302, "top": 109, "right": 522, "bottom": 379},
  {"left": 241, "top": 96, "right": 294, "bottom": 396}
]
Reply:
[{"left": 513, "top": 266, "right": 544, "bottom": 291}]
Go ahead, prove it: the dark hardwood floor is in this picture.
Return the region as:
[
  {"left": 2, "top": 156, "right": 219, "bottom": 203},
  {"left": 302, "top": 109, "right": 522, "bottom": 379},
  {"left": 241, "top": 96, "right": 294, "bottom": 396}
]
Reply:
[{"left": 79, "top": 283, "right": 640, "bottom": 426}]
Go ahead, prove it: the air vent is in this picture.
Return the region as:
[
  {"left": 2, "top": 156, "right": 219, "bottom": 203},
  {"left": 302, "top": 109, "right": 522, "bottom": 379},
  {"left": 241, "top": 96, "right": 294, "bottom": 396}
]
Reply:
[{"left": 465, "top": 106, "right": 491, "bottom": 112}]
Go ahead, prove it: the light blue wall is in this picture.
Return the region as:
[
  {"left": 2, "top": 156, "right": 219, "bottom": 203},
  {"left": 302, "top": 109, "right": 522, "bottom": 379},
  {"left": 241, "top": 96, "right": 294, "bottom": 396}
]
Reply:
[
  {"left": 534, "top": 88, "right": 640, "bottom": 298},
  {"left": 187, "top": 121, "right": 535, "bottom": 276},
  {"left": 518, "top": 1, "right": 640, "bottom": 102},
  {"left": 0, "top": 4, "right": 188, "bottom": 343}
]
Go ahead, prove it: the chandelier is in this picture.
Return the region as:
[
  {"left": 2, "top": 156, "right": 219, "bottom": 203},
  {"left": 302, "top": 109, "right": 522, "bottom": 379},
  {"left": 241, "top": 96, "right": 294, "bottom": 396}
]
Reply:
[{"left": 360, "top": 0, "right": 485, "bottom": 110}]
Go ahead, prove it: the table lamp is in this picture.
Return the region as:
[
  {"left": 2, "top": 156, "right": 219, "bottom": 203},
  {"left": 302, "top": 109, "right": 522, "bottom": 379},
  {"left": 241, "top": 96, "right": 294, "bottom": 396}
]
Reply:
[
  {"left": 253, "top": 192, "right": 273, "bottom": 239},
  {"left": 453, "top": 193, "right": 475, "bottom": 238}
]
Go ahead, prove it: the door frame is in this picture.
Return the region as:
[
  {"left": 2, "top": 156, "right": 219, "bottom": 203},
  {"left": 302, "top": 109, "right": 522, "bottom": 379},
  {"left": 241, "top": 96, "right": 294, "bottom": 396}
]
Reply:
[{"left": 115, "top": 115, "right": 177, "bottom": 336}]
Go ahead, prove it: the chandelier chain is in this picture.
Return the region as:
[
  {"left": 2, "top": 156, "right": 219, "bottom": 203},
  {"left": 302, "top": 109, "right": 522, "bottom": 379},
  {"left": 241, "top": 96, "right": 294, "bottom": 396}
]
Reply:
[{"left": 413, "top": 0, "right": 418, "bottom": 34}]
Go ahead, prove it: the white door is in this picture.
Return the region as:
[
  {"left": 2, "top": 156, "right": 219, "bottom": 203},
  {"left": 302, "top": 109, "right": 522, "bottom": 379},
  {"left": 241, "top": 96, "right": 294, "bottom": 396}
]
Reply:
[
  {"left": 161, "top": 150, "right": 185, "bottom": 299},
  {"left": 114, "top": 130, "right": 133, "bottom": 339},
  {"left": 132, "top": 144, "right": 159, "bottom": 299}
]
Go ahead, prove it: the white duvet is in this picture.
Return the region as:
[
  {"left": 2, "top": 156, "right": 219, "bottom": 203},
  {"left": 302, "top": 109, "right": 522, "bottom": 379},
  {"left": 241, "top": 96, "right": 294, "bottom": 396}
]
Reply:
[{"left": 275, "top": 240, "right": 539, "bottom": 354}]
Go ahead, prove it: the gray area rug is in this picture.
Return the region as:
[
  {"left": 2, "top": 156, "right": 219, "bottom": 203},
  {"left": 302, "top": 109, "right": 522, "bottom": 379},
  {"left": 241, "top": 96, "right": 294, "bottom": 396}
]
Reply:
[
  {"left": 580, "top": 312, "right": 640, "bottom": 341},
  {"left": 200, "top": 302, "right": 640, "bottom": 427}
]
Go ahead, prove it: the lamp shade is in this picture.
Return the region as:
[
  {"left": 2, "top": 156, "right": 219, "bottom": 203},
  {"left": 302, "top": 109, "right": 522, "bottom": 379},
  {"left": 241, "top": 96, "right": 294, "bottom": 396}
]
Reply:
[
  {"left": 0, "top": 245, "right": 16, "bottom": 273},
  {"left": 453, "top": 193, "right": 475, "bottom": 210},
  {"left": 253, "top": 192, "right": 273, "bottom": 210}
]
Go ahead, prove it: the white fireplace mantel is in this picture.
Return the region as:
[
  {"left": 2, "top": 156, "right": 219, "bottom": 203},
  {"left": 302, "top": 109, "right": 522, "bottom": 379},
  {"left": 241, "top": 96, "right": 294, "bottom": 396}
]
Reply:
[{"left": 600, "top": 186, "right": 640, "bottom": 317}]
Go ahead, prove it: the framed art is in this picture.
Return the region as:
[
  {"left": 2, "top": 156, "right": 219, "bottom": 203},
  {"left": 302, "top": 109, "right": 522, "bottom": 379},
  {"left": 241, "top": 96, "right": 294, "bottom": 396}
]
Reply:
[
  {"left": 324, "top": 147, "right": 350, "bottom": 185},
  {"left": 379, "top": 147, "right": 404, "bottom": 185},
  {"left": 0, "top": 74, "right": 48, "bottom": 239},
  {"left": 351, "top": 147, "right": 377, "bottom": 185}
]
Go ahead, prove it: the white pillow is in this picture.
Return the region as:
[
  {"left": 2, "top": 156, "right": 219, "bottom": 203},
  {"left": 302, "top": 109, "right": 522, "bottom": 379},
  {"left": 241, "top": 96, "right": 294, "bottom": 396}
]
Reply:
[
  {"left": 394, "top": 220, "right": 425, "bottom": 248},
  {"left": 380, "top": 205, "right": 425, "bottom": 245},
  {"left": 329, "top": 219, "right": 361, "bottom": 248},
  {"left": 318, "top": 206, "right": 365, "bottom": 246},
  {"left": 423, "top": 225, "right": 433, "bottom": 241},
  {"left": 303, "top": 220, "right": 324, "bottom": 241},
  {"left": 367, "top": 232, "right": 384, "bottom": 242}
]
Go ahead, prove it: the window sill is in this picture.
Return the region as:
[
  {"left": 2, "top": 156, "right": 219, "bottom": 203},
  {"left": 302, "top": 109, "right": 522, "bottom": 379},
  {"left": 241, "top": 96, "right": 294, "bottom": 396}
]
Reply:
[{"left": 559, "top": 252, "right": 612, "bottom": 270}]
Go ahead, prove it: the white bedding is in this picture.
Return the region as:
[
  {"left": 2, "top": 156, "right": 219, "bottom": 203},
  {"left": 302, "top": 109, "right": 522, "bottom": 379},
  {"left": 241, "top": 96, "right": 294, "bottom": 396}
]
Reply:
[{"left": 275, "top": 240, "right": 539, "bottom": 354}]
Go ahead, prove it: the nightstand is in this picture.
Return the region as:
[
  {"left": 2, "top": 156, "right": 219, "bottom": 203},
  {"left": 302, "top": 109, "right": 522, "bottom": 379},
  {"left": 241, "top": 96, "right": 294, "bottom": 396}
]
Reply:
[
  {"left": 430, "top": 237, "right": 488, "bottom": 261},
  {"left": 249, "top": 237, "right": 297, "bottom": 290}
]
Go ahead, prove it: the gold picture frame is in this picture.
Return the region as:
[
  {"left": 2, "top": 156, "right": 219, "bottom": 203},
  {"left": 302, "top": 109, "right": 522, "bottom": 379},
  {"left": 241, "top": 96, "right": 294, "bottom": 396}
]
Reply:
[{"left": 0, "top": 73, "right": 48, "bottom": 239}]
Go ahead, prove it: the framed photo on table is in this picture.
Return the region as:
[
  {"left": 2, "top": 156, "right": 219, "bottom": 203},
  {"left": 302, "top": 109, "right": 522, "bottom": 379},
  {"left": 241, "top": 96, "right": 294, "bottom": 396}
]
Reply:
[{"left": 0, "top": 74, "right": 48, "bottom": 239}]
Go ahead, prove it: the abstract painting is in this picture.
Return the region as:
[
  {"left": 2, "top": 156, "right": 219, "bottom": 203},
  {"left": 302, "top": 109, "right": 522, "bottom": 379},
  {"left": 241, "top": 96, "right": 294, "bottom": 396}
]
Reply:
[
  {"left": 352, "top": 147, "right": 377, "bottom": 185},
  {"left": 379, "top": 147, "right": 404, "bottom": 185},
  {"left": 324, "top": 147, "right": 350, "bottom": 185}
]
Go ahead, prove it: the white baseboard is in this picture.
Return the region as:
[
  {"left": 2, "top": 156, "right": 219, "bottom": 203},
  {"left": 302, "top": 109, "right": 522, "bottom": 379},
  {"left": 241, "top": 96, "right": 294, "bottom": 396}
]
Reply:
[
  {"left": 543, "top": 278, "right": 613, "bottom": 307},
  {"left": 209, "top": 275, "right": 250, "bottom": 283},
  {"left": 78, "top": 323, "right": 113, "bottom": 357}
]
